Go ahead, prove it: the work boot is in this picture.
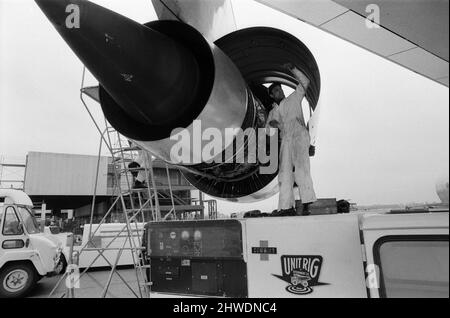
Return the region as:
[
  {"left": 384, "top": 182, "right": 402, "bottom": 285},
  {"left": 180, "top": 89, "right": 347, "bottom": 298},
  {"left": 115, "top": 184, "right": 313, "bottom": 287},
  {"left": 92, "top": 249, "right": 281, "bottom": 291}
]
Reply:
[{"left": 302, "top": 203, "right": 312, "bottom": 216}]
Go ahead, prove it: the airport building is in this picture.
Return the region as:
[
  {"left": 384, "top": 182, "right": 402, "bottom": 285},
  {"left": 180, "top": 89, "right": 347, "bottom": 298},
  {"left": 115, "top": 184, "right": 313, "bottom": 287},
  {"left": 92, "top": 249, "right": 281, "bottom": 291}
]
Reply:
[{"left": 1, "top": 151, "right": 215, "bottom": 232}]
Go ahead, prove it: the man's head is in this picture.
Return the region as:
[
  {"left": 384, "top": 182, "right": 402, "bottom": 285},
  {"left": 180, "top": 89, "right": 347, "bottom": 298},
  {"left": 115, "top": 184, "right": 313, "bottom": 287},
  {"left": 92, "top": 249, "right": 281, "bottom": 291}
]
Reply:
[{"left": 268, "top": 83, "right": 285, "bottom": 104}]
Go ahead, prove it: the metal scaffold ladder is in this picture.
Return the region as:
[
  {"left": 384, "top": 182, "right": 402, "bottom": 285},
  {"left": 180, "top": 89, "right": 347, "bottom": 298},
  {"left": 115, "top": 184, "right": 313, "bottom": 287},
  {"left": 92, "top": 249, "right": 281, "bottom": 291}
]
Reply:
[
  {"left": 48, "top": 67, "right": 177, "bottom": 298},
  {"left": 102, "top": 123, "right": 154, "bottom": 298},
  {"left": 48, "top": 123, "right": 158, "bottom": 298}
]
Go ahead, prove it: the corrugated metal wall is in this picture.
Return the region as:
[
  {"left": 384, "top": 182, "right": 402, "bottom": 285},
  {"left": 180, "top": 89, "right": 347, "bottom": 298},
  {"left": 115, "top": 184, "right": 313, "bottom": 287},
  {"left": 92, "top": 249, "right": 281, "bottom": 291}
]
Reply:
[{"left": 24, "top": 152, "right": 109, "bottom": 195}]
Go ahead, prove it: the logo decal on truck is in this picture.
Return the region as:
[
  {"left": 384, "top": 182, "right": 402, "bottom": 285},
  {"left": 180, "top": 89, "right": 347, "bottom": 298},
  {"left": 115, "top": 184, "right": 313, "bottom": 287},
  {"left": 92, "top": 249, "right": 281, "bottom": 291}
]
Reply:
[{"left": 273, "top": 255, "right": 327, "bottom": 295}]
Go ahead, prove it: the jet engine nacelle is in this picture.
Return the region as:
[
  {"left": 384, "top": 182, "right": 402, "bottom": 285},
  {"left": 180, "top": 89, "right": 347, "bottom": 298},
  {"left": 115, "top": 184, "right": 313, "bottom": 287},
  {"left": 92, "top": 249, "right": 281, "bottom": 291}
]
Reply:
[{"left": 35, "top": 0, "right": 321, "bottom": 202}]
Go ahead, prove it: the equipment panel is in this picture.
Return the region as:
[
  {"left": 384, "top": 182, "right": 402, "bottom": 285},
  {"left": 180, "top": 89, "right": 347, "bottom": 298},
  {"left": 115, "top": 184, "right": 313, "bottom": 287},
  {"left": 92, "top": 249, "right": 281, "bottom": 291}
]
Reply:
[
  {"left": 148, "top": 220, "right": 243, "bottom": 259},
  {"left": 145, "top": 220, "right": 247, "bottom": 297}
]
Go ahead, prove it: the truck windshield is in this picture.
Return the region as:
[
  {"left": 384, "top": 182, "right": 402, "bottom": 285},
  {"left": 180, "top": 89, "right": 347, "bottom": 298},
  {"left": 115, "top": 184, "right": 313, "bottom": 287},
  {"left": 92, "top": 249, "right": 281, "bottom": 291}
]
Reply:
[{"left": 17, "top": 207, "right": 40, "bottom": 234}]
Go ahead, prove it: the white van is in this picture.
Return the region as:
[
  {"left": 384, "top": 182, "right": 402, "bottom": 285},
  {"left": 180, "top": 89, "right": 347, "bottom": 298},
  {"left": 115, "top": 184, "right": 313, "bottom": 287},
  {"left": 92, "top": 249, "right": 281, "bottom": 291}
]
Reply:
[
  {"left": 0, "top": 189, "right": 63, "bottom": 298},
  {"left": 44, "top": 222, "right": 144, "bottom": 269},
  {"left": 72, "top": 222, "right": 144, "bottom": 269}
]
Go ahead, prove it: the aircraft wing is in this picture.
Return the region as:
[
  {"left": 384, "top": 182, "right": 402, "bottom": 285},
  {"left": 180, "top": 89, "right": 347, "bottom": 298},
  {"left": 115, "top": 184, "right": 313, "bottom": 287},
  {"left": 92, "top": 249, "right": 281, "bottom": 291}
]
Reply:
[
  {"left": 255, "top": 0, "right": 449, "bottom": 87},
  {"left": 151, "top": 0, "right": 238, "bottom": 41}
]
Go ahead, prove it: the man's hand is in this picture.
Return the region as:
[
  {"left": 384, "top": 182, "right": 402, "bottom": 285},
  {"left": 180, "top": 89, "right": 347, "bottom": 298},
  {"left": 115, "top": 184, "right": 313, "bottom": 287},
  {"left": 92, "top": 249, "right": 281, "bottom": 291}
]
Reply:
[
  {"left": 283, "top": 63, "right": 310, "bottom": 90},
  {"left": 309, "top": 145, "right": 316, "bottom": 157}
]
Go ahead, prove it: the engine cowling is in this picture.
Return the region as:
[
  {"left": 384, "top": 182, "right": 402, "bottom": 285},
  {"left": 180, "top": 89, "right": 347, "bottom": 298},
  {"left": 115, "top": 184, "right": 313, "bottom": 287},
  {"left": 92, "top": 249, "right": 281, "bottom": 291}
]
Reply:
[{"left": 35, "top": 0, "right": 321, "bottom": 202}]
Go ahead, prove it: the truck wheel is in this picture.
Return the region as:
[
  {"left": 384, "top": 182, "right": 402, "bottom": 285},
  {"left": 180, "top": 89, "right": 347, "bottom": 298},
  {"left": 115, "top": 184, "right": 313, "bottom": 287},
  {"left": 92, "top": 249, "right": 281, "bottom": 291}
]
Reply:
[{"left": 0, "top": 263, "right": 37, "bottom": 298}]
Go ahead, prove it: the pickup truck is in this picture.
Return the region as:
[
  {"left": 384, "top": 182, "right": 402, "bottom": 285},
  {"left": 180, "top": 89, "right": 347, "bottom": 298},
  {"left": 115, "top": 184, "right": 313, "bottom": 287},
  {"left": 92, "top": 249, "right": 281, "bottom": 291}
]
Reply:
[
  {"left": 0, "top": 189, "right": 63, "bottom": 298},
  {"left": 144, "top": 209, "right": 449, "bottom": 298}
]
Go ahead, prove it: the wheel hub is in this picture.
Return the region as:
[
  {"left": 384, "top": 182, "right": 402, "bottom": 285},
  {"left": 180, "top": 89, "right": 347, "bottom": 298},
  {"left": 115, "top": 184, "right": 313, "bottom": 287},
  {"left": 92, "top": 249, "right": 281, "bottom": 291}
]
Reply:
[{"left": 3, "top": 269, "right": 28, "bottom": 292}]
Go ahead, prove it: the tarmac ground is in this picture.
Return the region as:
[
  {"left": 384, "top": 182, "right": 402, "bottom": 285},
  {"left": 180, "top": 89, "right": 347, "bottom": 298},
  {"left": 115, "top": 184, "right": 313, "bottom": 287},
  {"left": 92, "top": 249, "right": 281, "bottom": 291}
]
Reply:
[{"left": 28, "top": 267, "right": 141, "bottom": 298}]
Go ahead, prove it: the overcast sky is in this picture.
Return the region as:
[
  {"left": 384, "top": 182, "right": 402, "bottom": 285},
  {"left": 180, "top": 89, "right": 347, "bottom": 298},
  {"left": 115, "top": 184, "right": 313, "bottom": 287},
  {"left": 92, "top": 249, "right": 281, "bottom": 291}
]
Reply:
[{"left": 0, "top": 0, "right": 448, "bottom": 213}]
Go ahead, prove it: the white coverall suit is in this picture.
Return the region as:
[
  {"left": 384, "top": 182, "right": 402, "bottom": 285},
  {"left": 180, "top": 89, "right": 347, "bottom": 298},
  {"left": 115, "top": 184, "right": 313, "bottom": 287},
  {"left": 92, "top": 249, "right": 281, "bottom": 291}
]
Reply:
[{"left": 268, "top": 84, "right": 317, "bottom": 210}]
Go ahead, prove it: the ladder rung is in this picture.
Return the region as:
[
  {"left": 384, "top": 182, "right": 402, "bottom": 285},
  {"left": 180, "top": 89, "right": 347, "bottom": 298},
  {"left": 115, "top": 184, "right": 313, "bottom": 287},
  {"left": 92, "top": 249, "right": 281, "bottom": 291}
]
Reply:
[
  {"left": 122, "top": 190, "right": 150, "bottom": 195},
  {"left": 112, "top": 146, "right": 141, "bottom": 152},
  {"left": 128, "top": 188, "right": 149, "bottom": 192},
  {"left": 112, "top": 158, "right": 135, "bottom": 163},
  {"left": 120, "top": 168, "right": 145, "bottom": 172},
  {"left": 159, "top": 205, "right": 204, "bottom": 212},
  {"left": 140, "top": 282, "right": 153, "bottom": 286}
]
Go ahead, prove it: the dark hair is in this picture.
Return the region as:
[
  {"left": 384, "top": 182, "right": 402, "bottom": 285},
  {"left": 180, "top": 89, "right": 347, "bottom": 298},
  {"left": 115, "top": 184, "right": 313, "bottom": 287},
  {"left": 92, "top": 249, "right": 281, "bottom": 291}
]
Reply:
[{"left": 268, "top": 82, "right": 282, "bottom": 96}]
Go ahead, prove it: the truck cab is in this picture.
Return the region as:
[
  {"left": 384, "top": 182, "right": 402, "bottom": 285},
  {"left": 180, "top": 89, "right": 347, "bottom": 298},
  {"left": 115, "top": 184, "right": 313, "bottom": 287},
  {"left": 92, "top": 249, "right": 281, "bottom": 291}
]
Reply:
[{"left": 0, "top": 189, "right": 62, "bottom": 298}]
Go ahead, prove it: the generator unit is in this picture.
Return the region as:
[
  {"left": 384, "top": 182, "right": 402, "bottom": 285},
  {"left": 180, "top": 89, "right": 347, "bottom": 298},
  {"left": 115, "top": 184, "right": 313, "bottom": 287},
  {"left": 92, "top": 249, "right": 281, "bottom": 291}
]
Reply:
[
  {"left": 143, "top": 212, "right": 449, "bottom": 298},
  {"left": 144, "top": 215, "right": 370, "bottom": 298},
  {"left": 144, "top": 220, "right": 247, "bottom": 297}
]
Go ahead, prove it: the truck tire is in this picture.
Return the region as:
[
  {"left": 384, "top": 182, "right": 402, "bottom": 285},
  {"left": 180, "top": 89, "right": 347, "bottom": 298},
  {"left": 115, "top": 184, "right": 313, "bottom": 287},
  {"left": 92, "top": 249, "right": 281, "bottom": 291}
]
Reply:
[{"left": 0, "top": 263, "right": 37, "bottom": 298}]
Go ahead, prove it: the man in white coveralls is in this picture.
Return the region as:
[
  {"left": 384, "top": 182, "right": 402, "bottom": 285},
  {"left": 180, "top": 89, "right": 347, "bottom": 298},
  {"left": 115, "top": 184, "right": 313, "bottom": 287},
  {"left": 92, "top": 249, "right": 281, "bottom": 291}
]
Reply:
[{"left": 267, "top": 63, "right": 317, "bottom": 215}]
